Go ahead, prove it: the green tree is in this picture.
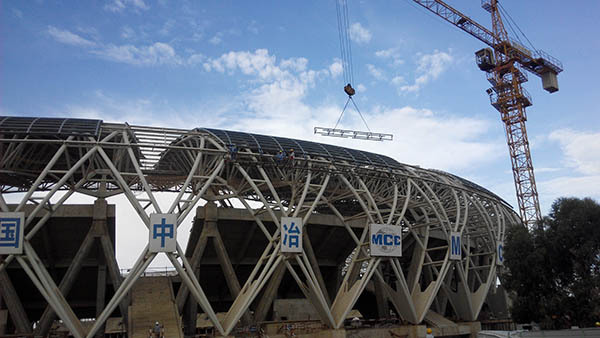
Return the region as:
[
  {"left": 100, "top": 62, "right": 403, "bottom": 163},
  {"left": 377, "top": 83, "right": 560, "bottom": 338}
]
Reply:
[{"left": 503, "top": 197, "right": 600, "bottom": 329}]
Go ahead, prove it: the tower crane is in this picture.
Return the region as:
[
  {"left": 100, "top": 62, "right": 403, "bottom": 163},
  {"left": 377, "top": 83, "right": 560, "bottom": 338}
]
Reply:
[{"left": 412, "top": 0, "right": 563, "bottom": 228}]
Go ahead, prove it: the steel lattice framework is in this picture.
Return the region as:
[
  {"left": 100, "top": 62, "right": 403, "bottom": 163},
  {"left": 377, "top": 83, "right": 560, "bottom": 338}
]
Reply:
[{"left": 0, "top": 116, "right": 519, "bottom": 337}]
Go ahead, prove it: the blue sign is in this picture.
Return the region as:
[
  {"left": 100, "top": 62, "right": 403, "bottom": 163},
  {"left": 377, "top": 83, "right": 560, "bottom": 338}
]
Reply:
[
  {"left": 450, "top": 232, "right": 461, "bottom": 260},
  {"left": 497, "top": 241, "right": 504, "bottom": 265},
  {"left": 153, "top": 218, "right": 174, "bottom": 248},
  {"left": 149, "top": 214, "right": 177, "bottom": 253},
  {"left": 0, "top": 212, "right": 24, "bottom": 255},
  {"left": 371, "top": 233, "right": 402, "bottom": 246},
  {"left": 281, "top": 217, "right": 303, "bottom": 253}
]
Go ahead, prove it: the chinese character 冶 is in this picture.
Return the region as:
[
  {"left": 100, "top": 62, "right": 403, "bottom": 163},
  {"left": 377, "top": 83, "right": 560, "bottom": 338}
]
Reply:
[{"left": 283, "top": 221, "right": 300, "bottom": 248}]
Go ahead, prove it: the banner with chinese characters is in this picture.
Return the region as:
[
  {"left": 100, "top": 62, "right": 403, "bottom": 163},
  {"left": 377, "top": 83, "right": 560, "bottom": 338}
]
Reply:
[
  {"left": 0, "top": 212, "right": 24, "bottom": 255},
  {"left": 149, "top": 214, "right": 177, "bottom": 253},
  {"left": 280, "top": 217, "right": 302, "bottom": 253}
]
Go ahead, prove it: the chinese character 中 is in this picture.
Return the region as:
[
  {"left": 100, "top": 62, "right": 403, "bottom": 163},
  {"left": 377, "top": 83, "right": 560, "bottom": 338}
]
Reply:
[
  {"left": 283, "top": 221, "right": 300, "bottom": 248},
  {"left": 0, "top": 218, "right": 20, "bottom": 248},
  {"left": 153, "top": 218, "right": 174, "bottom": 248}
]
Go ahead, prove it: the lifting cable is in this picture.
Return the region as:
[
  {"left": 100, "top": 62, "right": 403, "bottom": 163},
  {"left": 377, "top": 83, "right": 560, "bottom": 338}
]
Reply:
[
  {"left": 333, "top": 0, "right": 371, "bottom": 132},
  {"left": 336, "top": 0, "right": 354, "bottom": 86},
  {"left": 497, "top": 2, "right": 538, "bottom": 52},
  {"left": 314, "top": 0, "right": 393, "bottom": 141}
]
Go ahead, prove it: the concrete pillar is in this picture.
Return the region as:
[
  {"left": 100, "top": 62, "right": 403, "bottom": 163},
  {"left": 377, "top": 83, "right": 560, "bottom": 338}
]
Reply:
[
  {"left": 374, "top": 276, "right": 389, "bottom": 319},
  {"left": 254, "top": 262, "right": 286, "bottom": 322},
  {"left": 95, "top": 199, "right": 129, "bottom": 328},
  {"left": 177, "top": 205, "right": 211, "bottom": 329},
  {"left": 36, "top": 226, "right": 96, "bottom": 336},
  {"left": 182, "top": 297, "right": 198, "bottom": 338},
  {"left": 0, "top": 269, "right": 31, "bottom": 334},
  {"left": 95, "top": 265, "right": 107, "bottom": 338},
  {"left": 37, "top": 199, "right": 115, "bottom": 336},
  {"left": 302, "top": 229, "right": 331, "bottom": 305},
  {"left": 0, "top": 287, "right": 6, "bottom": 334}
]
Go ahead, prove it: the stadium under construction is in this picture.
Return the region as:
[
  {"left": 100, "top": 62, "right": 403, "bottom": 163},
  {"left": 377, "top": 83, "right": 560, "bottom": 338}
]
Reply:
[{"left": 0, "top": 116, "right": 516, "bottom": 338}]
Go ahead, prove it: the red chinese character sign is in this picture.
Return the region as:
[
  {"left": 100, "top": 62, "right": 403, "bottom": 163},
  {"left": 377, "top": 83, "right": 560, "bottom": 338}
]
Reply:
[{"left": 280, "top": 217, "right": 302, "bottom": 253}]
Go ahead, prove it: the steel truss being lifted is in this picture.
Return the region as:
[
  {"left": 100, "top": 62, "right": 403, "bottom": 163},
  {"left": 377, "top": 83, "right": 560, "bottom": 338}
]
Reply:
[{"left": 0, "top": 117, "right": 518, "bottom": 337}]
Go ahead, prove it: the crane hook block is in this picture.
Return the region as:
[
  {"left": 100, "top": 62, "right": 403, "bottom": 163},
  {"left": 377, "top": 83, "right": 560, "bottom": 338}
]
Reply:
[{"left": 344, "top": 83, "right": 356, "bottom": 96}]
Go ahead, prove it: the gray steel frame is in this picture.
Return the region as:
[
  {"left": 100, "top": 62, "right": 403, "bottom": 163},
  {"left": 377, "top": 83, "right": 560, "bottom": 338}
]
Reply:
[{"left": 0, "top": 120, "right": 519, "bottom": 336}]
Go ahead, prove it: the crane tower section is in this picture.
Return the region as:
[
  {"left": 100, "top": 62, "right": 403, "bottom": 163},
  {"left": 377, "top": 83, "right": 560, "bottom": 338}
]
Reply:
[{"left": 412, "top": 0, "right": 563, "bottom": 228}]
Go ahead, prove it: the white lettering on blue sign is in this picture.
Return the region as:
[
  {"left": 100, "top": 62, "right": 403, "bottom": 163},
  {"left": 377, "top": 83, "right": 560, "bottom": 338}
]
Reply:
[
  {"left": 281, "top": 217, "right": 303, "bottom": 253},
  {"left": 149, "top": 214, "right": 177, "bottom": 253},
  {"left": 496, "top": 241, "right": 504, "bottom": 265},
  {"left": 369, "top": 224, "right": 402, "bottom": 257},
  {"left": 0, "top": 212, "right": 24, "bottom": 255},
  {"left": 450, "top": 232, "right": 461, "bottom": 260}
]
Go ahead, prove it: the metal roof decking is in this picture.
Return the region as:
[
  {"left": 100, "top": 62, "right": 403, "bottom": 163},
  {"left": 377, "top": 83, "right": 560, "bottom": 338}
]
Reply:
[
  {"left": 200, "top": 127, "right": 401, "bottom": 169},
  {"left": 0, "top": 116, "right": 102, "bottom": 137}
]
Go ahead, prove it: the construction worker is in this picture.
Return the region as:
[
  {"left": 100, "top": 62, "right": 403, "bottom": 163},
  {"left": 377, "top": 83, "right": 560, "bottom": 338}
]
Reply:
[
  {"left": 289, "top": 149, "right": 295, "bottom": 161},
  {"left": 151, "top": 321, "right": 162, "bottom": 338},
  {"left": 228, "top": 144, "right": 238, "bottom": 161},
  {"left": 426, "top": 327, "right": 434, "bottom": 338},
  {"left": 275, "top": 150, "right": 285, "bottom": 163}
]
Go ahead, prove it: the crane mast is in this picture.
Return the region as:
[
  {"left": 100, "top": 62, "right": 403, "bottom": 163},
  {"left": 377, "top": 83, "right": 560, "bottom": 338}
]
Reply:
[
  {"left": 486, "top": 0, "right": 541, "bottom": 228},
  {"left": 412, "top": 0, "right": 563, "bottom": 228}
]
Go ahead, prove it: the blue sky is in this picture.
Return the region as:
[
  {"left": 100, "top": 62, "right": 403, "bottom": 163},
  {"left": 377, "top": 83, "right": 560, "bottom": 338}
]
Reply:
[{"left": 2, "top": 1, "right": 599, "bottom": 267}]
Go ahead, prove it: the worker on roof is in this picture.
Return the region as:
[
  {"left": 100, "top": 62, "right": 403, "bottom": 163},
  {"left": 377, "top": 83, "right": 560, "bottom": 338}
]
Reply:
[
  {"left": 228, "top": 144, "right": 238, "bottom": 161},
  {"left": 275, "top": 150, "right": 285, "bottom": 163},
  {"left": 426, "top": 327, "right": 434, "bottom": 338},
  {"left": 289, "top": 149, "right": 295, "bottom": 161}
]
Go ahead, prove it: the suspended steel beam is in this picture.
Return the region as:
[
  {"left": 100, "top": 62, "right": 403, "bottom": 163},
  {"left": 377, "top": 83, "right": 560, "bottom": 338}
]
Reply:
[{"left": 314, "top": 127, "right": 393, "bottom": 141}]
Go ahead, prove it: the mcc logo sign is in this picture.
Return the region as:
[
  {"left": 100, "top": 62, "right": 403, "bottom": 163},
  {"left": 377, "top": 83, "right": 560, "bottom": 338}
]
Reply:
[{"left": 369, "top": 224, "right": 402, "bottom": 257}]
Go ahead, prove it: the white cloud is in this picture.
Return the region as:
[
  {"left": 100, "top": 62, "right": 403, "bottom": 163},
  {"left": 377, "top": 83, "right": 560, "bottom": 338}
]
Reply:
[
  {"left": 349, "top": 22, "right": 371, "bottom": 44},
  {"left": 203, "top": 49, "right": 284, "bottom": 80},
  {"left": 13, "top": 8, "right": 23, "bottom": 18},
  {"left": 47, "top": 26, "right": 96, "bottom": 47},
  {"left": 46, "top": 26, "right": 189, "bottom": 67},
  {"left": 209, "top": 34, "right": 223, "bottom": 45},
  {"left": 159, "top": 19, "right": 175, "bottom": 36},
  {"left": 329, "top": 59, "right": 343, "bottom": 78},
  {"left": 64, "top": 48, "right": 499, "bottom": 173},
  {"left": 549, "top": 129, "right": 600, "bottom": 175},
  {"left": 399, "top": 50, "right": 453, "bottom": 93},
  {"left": 391, "top": 75, "right": 405, "bottom": 85},
  {"left": 187, "top": 53, "right": 205, "bottom": 65},
  {"left": 281, "top": 57, "right": 308, "bottom": 72},
  {"left": 121, "top": 26, "right": 136, "bottom": 39},
  {"left": 535, "top": 167, "right": 561, "bottom": 173},
  {"left": 93, "top": 42, "right": 182, "bottom": 66},
  {"left": 104, "top": 0, "right": 149, "bottom": 13},
  {"left": 65, "top": 91, "right": 209, "bottom": 129},
  {"left": 538, "top": 175, "right": 600, "bottom": 212},
  {"left": 200, "top": 48, "right": 500, "bottom": 171},
  {"left": 367, "top": 64, "right": 386, "bottom": 81},
  {"left": 248, "top": 20, "right": 259, "bottom": 35},
  {"left": 375, "top": 47, "right": 404, "bottom": 66}
]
